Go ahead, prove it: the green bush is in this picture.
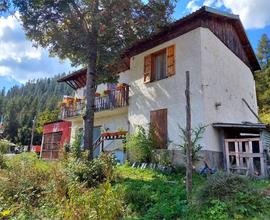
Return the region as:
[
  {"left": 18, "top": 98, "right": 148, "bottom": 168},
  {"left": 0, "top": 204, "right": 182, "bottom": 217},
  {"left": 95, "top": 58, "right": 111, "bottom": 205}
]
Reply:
[
  {"left": 193, "top": 172, "right": 270, "bottom": 219},
  {"left": 0, "top": 153, "right": 7, "bottom": 169},
  {"left": 62, "top": 182, "right": 124, "bottom": 220},
  {"left": 0, "top": 153, "right": 51, "bottom": 207},
  {"left": 0, "top": 139, "right": 13, "bottom": 154},
  {"left": 63, "top": 152, "right": 117, "bottom": 188},
  {"left": 198, "top": 172, "right": 251, "bottom": 203},
  {"left": 178, "top": 124, "right": 206, "bottom": 164},
  {"left": 151, "top": 150, "right": 172, "bottom": 166},
  {"left": 125, "top": 125, "right": 156, "bottom": 163},
  {"left": 71, "top": 129, "right": 83, "bottom": 159}
]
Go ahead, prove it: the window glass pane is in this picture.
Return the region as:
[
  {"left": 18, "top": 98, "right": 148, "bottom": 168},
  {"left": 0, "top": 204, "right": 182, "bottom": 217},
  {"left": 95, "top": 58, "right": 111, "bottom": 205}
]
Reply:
[{"left": 154, "top": 51, "right": 166, "bottom": 80}]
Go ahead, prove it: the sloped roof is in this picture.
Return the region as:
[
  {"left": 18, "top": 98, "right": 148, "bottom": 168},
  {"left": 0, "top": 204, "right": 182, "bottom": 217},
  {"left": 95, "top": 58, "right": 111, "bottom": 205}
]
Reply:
[
  {"left": 59, "top": 6, "right": 260, "bottom": 90},
  {"left": 124, "top": 6, "right": 260, "bottom": 72}
]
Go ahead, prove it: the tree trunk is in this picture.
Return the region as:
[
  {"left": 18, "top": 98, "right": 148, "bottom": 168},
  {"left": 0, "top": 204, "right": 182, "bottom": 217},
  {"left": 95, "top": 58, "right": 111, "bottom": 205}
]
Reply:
[
  {"left": 185, "top": 71, "right": 192, "bottom": 202},
  {"left": 83, "top": 0, "right": 99, "bottom": 161},
  {"left": 84, "top": 59, "right": 97, "bottom": 160}
]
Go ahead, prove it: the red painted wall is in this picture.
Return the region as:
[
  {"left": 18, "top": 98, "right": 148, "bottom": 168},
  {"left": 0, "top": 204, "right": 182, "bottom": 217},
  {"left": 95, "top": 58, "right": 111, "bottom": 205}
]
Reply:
[
  {"left": 43, "top": 120, "right": 72, "bottom": 146},
  {"left": 41, "top": 120, "right": 72, "bottom": 159}
]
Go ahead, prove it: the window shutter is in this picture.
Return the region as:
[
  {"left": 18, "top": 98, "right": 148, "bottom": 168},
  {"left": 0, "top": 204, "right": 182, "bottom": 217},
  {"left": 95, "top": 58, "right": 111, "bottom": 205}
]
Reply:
[
  {"left": 144, "top": 55, "right": 152, "bottom": 83},
  {"left": 167, "top": 45, "right": 175, "bottom": 76}
]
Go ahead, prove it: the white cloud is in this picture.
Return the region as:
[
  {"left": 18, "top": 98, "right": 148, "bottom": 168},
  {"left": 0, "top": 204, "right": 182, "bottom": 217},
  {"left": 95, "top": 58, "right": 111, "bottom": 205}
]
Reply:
[
  {"left": 0, "top": 13, "right": 75, "bottom": 83},
  {"left": 219, "top": 0, "right": 270, "bottom": 29},
  {"left": 186, "top": 0, "right": 270, "bottom": 29},
  {"left": 186, "top": 0, "right": 200, "bottom": 13},
  {"left": 0, "top": 66, "right": 11, "bottom": 75}
]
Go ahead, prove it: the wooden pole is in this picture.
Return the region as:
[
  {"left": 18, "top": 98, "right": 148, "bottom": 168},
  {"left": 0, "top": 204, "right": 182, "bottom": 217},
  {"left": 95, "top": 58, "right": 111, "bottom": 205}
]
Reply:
[
  {"left": 185, "top": 71, "right": 192, "bottom": 202},
  {"left": 29, "top": 116, "right": 36, "bottom": 152}
]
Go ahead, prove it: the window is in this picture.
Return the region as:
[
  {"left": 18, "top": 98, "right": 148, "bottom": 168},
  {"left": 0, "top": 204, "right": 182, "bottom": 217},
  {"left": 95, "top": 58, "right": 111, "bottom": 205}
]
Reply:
[
  {"left": 153, "top": 49, "right": 167, "bottom": 80},
  {"left": 144, "top": 45, "right": 175, "bottom": 83}
]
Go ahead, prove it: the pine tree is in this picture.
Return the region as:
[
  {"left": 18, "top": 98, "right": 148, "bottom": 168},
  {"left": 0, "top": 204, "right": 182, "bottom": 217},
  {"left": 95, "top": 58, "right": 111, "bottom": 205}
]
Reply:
[
  {"left": 255, "top": 34, "right": 270, "bottom": 123},
  {"left": 257, "top": 34, "right": 270, "bottom": 69}
]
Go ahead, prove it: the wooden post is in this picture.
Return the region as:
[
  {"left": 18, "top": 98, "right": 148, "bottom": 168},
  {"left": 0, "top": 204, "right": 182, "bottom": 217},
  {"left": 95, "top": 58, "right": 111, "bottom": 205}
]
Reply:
[
  {"left": 185, "top": 71, "right": 192, "bottom": 202},
  {"left": 29, "top": 116, "right": 36, "bottom": 152}
]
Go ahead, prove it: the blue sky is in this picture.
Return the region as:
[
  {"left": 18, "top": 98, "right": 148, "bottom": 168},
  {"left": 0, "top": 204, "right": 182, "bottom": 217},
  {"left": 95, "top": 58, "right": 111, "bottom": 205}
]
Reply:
[{"left": 0, "top": 0, "right": 269, "bottom": 90}]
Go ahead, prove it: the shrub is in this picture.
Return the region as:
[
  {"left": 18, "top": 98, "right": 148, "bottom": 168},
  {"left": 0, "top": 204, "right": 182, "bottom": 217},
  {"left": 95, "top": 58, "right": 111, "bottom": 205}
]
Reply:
[
  {"left": 0, "top": 153, "right": 52, "bottom": 207},
  {"left": 0, "top": 139, "right": 13, "bottom": 154},
  {"left": 151, "top": 150, "right": 172, "bottom": 166},
  {"left": 0, "top": 153, "right": 7, "bottom": 169},
  {"left": 194, "top": 172, "right": 269, "bottom": 219},
  {"left": 202, "top": 200, "right": 229, "bottom": 220},
  {"left": 63, "top": 152, "right": 117, "bottom": 188},
  {"left": 178, "top": 124, "right": 206, "bottom": 164},
  {"left": 71, "top": 129, "right": 83, "bottom": 159},
  {"left": 125, "top": 125, "right": 156, "bottom": 163},
  {"left": 63, "top": 182, "right": 124, "bottom": 220},
  {"left": 198, "top": 172, "right": 251, "bottom": 203}
]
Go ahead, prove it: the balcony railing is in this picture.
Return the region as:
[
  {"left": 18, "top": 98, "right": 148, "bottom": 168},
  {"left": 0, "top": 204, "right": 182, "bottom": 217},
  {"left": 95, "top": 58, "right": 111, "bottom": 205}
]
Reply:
[{"left": 61, "top": 84, "right": 129, "bottom": 119}]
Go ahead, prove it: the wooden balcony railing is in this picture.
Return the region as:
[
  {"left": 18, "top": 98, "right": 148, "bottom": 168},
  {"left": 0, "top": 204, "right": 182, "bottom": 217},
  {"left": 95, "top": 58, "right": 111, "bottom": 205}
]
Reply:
[{"left": 61, "top": 84, "right": 129, "bottom": 119}]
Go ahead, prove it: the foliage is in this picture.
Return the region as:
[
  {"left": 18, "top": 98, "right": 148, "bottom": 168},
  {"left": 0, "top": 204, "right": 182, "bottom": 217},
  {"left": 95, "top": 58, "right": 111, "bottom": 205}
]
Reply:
[
  {"left": 0, "top": 74, "right": 72, "bottom": 145},
  {"left": 125, "top": 125, "right": 156, "bottom": 163},
  {"left": 63, "top": 152, "right": 117, "bottom": 188},
  {"left": 0, "top": 139, "right": 14, "bottom": 154},
  {"left": 71, "top": 130, "right": 83, "bottom": 159},
  {"left": 0, "top": 153, "right": 7, "bottom": 169},
  {"left": 11, "top": 0, "right": 176, "bottom": 71},
  {"left": 203, "top": 200, "right": 229, "bottom": 220},
  {"left": 255, "top": 34, "right": 270, "bottom": 122},
  {"left": 190, "top": 172, "right": 270, "bottom": 219},
  {"left": 178, "top": 124, "right": 206, "bottom": 164},
  {"left": 0, "top": 155, "right": 270, "bottom": 219},
  {"left": 198, "top": 172, "right": 251, "bottom": 202},
  {"left": 257, "top": 33, "right": 270, "bottom": 68},
  {"left": 116, "top": 165, "right": 188, "bottom": 219},
  {"left": 151, "top": 150, "right": 172, "bottom": 166},
  {"left": 0, "top": 152, "right": 123, "bottom": 219},
  {"left": 58, "top": 181, "right": 124, "bottom": 220},
  {"left": 0, "top": 153, "right": 52, "bottom": 215},
  {"left": 36, "top": 108, "right": 60, "bottom": 134}
]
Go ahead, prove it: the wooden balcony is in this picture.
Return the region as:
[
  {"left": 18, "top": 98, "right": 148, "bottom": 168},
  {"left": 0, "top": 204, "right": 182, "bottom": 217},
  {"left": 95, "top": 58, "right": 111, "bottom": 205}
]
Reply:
[{"left": 61, "top": 84, "right": 129, "bottom": 119}]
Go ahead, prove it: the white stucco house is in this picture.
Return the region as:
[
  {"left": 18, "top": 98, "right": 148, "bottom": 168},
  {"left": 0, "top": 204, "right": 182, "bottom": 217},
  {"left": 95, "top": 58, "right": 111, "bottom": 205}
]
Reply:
[{"left": 57, "top": 7, "right": 270, "bottom": 177}]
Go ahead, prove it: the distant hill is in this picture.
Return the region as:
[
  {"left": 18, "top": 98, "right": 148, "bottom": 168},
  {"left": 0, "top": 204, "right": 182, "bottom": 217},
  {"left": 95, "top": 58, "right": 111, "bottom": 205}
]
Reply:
[{"left": 0, "top": 75, "right": 21, "bottom": 91}]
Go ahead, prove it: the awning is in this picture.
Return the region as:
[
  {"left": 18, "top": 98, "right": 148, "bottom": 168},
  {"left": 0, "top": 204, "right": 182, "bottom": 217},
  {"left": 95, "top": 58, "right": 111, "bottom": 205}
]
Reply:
[{"left": 212, "top": 122, "right": 266, "bottom": 129}]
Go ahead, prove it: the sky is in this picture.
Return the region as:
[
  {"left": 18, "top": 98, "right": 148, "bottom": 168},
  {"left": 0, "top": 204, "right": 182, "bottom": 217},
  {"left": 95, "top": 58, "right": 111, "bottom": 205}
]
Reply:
[{"left": 0, "top": 0, "right": 270, "bottom": 90}]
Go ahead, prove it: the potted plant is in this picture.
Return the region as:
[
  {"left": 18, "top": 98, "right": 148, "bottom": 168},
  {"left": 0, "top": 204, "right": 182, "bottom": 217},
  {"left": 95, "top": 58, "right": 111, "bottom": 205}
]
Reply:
[
  {"left": 95, "top": 92, "right": 100, "bottom": 97},
  {"left": 104, "top": 89, "right": 111, "bottom": 95},
  {"left": 115, "top": 127, "right": 127, "bottom": 136},
  {"left": 100, "top": 91, "right": 108, "bottom": 98},
  {"left": 116, "top": 83, "right": 125, "bottom": 90}
]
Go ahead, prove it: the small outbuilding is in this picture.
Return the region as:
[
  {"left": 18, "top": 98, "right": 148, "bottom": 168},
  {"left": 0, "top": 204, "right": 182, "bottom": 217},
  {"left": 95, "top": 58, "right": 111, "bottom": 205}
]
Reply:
[
  {"left": 213, "top": 122, "right": 270, "bottom": 178},
  {"left": 40, "top": 120, "right": 71, "bottom": 160}
]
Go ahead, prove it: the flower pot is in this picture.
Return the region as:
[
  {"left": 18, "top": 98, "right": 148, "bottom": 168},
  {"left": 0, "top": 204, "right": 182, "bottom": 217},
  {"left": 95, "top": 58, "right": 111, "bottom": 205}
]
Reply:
[
  {"left": 116, "top": 83, "right": 125, "bottom": 90},
  {"left": 104, "top": 89, "right": 111, "bottom": 95},
  {"left": 95, "top": 93, "right": 100, "bottom": 97}
]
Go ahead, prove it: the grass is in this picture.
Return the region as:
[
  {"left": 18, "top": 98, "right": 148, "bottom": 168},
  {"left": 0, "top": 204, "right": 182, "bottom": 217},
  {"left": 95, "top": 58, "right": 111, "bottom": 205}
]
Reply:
[{"left": 114, "top": 165, "right": 204, "bottom": 219}]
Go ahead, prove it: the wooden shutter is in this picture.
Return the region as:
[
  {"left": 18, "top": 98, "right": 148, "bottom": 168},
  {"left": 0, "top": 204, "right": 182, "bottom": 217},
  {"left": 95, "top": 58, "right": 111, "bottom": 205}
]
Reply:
[
  {"left": 167, "top": 45, "right": 175, "bottom": 76},
  {"left": 150, "top": 109, "right": 168, "bottom": 149},
  {"left": 144, "top": 55, "right": 152, "bottom": 83}
]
